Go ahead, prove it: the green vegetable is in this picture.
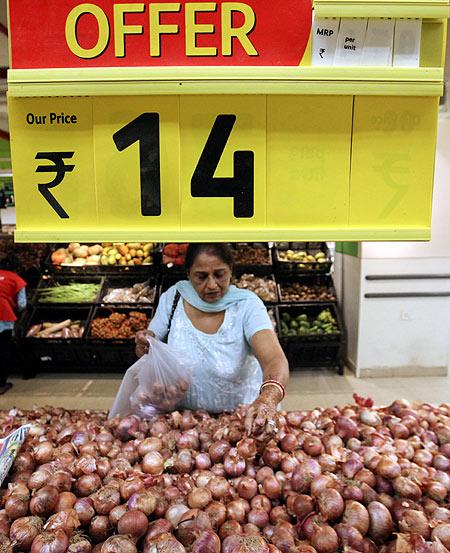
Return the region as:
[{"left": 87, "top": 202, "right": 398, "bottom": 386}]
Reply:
[
  {"left": 36, "top": 283, "right": 101, "bottom": 303},
  {"left": 280, "top": 308, "right": 339, "bottom": 337}
]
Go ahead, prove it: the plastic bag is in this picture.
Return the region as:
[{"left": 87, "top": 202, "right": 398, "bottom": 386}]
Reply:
[
  {"left": 0, "top": 425, "right": 31, "bottom": 486},
  {"left": 129, "top": 337, "right": 193, "bottom": 419}
]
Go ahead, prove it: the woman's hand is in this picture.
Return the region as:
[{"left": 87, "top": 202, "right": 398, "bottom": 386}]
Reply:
[
  {"left": 135, "top": 330, "right": 155, "bottom": 358},
  {"left": 244, "top": 395, "right": 280, "bottom": 440}
]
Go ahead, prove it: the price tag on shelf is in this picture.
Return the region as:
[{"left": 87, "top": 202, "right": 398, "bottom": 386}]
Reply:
[
  {"left": 8, "top": 94, "right": 438, "bottom": 242},
  {"left": 393, "top": 19, "right": 422, "bottom": 67},
  {"left": 334, "top": 18, "right": 368, "bottom": 66},
  {"left": 361, "top": 18, "right": 395, "bottom": 66},
  {"left": 312, "top": 17, "right": 340, "bottom": 66}
]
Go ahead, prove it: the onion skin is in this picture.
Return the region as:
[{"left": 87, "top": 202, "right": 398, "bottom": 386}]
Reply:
[
  {"left": 191, "top": 530, "right": 221, "bottom": 553},
  {"left": 432, "top": 524, "right": 450, "bottom": 549},
  {"left": 398, "top": 509, "right": 430, "bottom": 539}
]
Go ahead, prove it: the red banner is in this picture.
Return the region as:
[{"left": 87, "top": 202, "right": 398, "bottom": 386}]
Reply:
[{"left": 8, "top": 0, "right": 312, "bottom": 69}]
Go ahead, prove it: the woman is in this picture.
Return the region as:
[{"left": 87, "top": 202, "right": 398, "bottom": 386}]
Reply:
[
  {"left": 0, "top": 254, "right": 27, "bottom": 394},
  {"left": 135, "top": 243, "right": 289, "bottom": 437}
]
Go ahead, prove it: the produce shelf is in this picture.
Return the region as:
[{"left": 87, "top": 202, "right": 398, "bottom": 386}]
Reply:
[
  {"left": 277, "top": 303, "right": 345, "bottom": 373},
  {"left": 21, "top": 307, "right": 94, "bottom": 368},
  {"left": 32, "top": 275, "right": 104, "bottom": 307},
  {"left": 277, "top": 275, "right": 337, "bottom": 304},
  {"left": 274, "top": 242, "right": 332, "bottom": 276},
  {"left": 98, "top": 276, "right": 158, "bottom": 306},
  {"left": 86, "top": 306, "right": 154, "bottom": 345}
]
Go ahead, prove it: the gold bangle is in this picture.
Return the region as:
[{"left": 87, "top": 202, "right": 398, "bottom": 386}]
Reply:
[{"left": 260, "top": 380, "right": 286, "bottom": 401}]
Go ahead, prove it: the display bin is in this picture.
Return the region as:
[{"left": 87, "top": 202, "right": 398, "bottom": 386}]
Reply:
[
  {"left": 274, "top": 242, "right": 332, "bottom": 276},
  {"left": 160, "top": 243, "right": 188, "bottom": 275},
  {"left": 45, "top": 243, "right": 159, "bottom": 275},
  {"left": 231, "top": 243, "right": 273, "bottom": 275},
  {"left": 98, "top": 276, "right": 159, "bottom": 306},
  {"left": 32, "top": 274, "right": 104, "bottom": 307},
  {"left": 276, "top": 303, "right": 344, "bottom": 373},
  {"left": 277, "top": 274, "right": 337, "bottom": 304},
  {"left": 86, "top": 306, "right": 153, "bottom": 370},
  {"left": 21, "top": 306, "right": 94, "bottom": 368},
  {"left": 86, "top": 306, "right": 154, "bottom": 344},
  {"left": 233, "top": 270, "right": 279, "bottom": 305}
]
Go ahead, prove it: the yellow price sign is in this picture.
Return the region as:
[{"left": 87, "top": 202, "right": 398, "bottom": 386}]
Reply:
[{"left": 8, "top": 94, "right": 438, "bottom": 242}]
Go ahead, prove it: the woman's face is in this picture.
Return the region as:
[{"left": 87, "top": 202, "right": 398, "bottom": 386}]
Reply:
[{"left": 188, "top": 253, "right": 232, "bottom": 303}]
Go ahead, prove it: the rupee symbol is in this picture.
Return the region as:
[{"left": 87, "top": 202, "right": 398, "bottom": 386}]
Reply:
[{"left": 35, "top": 151, "right": 75, "bottom": 218}]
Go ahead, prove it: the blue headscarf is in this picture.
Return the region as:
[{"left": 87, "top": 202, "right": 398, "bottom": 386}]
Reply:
[{"left": 175, "top": 280, "right": 254, "bottom": 313}]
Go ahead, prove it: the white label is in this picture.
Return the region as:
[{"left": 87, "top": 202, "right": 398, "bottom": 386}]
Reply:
[
  {"left": 361, "top": 18, "right": 394, "bottom": 66},
  {"left": 393, "top": 19, "right": 421, "bottom": 67},
  {"left": 312, "top": 17, "right": 340, "bottom": 66},
  {"left": 334, "top": 18, "right": 368, "bottom": 66}
]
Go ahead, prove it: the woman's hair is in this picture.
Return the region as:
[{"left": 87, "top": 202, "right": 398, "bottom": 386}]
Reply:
[
  {"left": 0, "top": 254, "right": 19, "bottom": 272},
  {"left": 185, "top": 243, "right": 234, "bottom": 272}
]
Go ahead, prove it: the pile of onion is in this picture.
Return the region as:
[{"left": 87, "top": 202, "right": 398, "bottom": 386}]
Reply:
[{"left": 0, "top": 399, "right": 447, "bottom": 553}]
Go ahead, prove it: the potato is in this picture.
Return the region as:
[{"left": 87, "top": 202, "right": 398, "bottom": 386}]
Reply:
[
  {"left": 73, "top": 247, "right": 88, "bottom": 258},
  {"left": 129, "top": 249, "right": 136, "bottom": 257},
  {"left": 88, "top": 244, "right": 102, "bottom": 256},
  {"left": 118, "top": 245, "right": 129, "bottom": 256},
  {"left": 68, "top": 242, "right": 80, "bottom": 253},
  {"left": 136, "top": 249, "right": 144, "bottom": 257}
]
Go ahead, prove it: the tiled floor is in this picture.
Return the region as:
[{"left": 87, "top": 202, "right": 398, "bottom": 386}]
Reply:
[{"left": 1, "top": 367, "right": 449, "bottom": 412}]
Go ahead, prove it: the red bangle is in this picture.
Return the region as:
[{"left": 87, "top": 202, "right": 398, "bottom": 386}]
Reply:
[{"left": 260, "top": 380, "right": 286, "bottom": 401}]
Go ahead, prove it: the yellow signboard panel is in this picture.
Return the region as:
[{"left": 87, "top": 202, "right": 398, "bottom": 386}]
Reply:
[
  {"left": 349, "top": 96, "right": 439, "bottom": 231},
  {"left": 266, "top": 95, "right": 353, "bottom": 230},
  {"left": 8, "top": 97, "right": 98, "bottom": 234},
  {"left": 9, "top": 94, "right": 438, "bottom": 242},
  {"left": 93, "top": 96, "right": 181, "bottom": 233},
  {"left": 179, "top": 95, "right": 266, "bottom": 233}
]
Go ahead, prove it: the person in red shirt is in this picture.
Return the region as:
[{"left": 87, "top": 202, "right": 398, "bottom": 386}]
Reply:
[{"left": 0, "top": 254, "right": 27, "bottom": 394}]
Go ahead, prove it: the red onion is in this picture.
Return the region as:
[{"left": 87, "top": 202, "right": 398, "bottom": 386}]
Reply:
[
  {"left": 91, "top": 486, "right": 120, "bottom": 515},
  {"left": 222, "top": 535, "right": 269, "bottom": 553},
  {"left": 74, "top": 497, "right": 95, "bottom": 526},
  {"left": 176, "top": 509, "right": 212, "bottom": 546},
  {"left": 317, "top": 488, "right": 344, "bottom": 520},
  {"left": 188, "top": 487, "right": 213, "bottom": 509},
  {"left": 368, "top": 501, "right": 393, "bottom": 543},
  {"left": 127, "top": 491, "right": 157, "bottom": 516},
  {"left": 191, "top": 530, "right": 221, "bottom": 553},
  {"left": 114, "top": 416, "right": 140, "bottom": 441},
  {"left": 344, "top": 500, "right": 370, "bottom": 535},
  {"left": 30, "top": 485, "right": 59, "bottom": 517},
  {"left": 31, "top": 529, "right": 69, "bottom": 553},
  {"left": 10, "top": 516, "right": 44, "bottom": 550},
  {"left": 101, "top": 535, "right": 137, "bottom": 553},
  {"left": 45, "top": 509, "right": 80, "bottom": 533},
  {"left": 432, "top": 524, "right": 450, "bottom": 549},
  {"left": 205, "top": 502, "right": 227, "bottom": 530},
  {"left": 67, "top": 533, "right": 93, "bottom": 553},
  {"left": 117, "top": 509, "right": 149, "bottom": 540},
  {"left": 108, "top": 504, "right": 128, "bottom": 527},
  {"left": 89, "top": 516, "right": 112, "bottom": 543},
  {"left": 310, "top": 523, "right": 339, "bottom": 553}
]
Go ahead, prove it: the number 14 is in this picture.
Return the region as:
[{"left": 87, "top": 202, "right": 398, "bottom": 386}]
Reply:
[{"left": 113, "top": 113, "right": 254, "bottom": 218}]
